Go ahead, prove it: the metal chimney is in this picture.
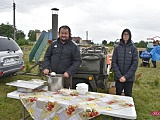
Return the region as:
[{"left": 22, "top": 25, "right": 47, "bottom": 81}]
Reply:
[
  {"left": 51, "top": 8, "right": 59, "bottom": 41},
  {"left": 86, "top": 31, "right": 88, "bottom": 40}
]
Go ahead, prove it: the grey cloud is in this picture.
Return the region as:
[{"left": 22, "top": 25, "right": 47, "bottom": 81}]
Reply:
[{"left": 1, "top": 0, "right": 160, "bottom": 43}]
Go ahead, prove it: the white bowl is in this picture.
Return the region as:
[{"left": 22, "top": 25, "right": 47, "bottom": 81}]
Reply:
[
  {"left": 76, "top": 85, "right": 88, "bottom": 89},
  {"left": 76, "top": 83, "right": 88, "bottom": 87},
  {"left": 77, "top": 89, "right": 88, "bottom": 95},
  {"left": 76, "top": 86, "right": 88, "bottom": 91}
]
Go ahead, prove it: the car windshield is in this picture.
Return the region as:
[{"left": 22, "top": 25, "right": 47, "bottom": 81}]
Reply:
[{"left": 0, "top": 38, "right": 19, "bottom": 51}]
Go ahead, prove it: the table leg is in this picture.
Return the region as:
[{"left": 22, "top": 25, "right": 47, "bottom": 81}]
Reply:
[
  {"left": 22, "top": 105, "right": 31, "bottom": 120},
  {"left": 22, "top": 105, "right": 25, "bottom": 120}
]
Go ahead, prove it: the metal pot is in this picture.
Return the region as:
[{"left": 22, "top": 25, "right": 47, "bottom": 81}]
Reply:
[{"left": 47, "top": 74, "right": 64, "bottom": 92}]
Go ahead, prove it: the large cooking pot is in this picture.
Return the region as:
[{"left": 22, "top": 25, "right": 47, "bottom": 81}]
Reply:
[{"left": 47, "top": 73, "right": 64, "bottom": 92}]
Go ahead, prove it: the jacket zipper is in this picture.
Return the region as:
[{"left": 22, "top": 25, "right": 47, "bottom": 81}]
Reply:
[
  {"left": 57, "top": 45, "right": 64, "bottom": 73},
  {"left": 123, "top": 45, "right": 126, "bottom": 75}
]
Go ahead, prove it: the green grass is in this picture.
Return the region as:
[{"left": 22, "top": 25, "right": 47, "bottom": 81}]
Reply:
[
  {"left": 133, "top": 63, "right": 160, "bottom": 120},
  {"left": 0, "top": 46, "right": 160, "bottom": 120}
]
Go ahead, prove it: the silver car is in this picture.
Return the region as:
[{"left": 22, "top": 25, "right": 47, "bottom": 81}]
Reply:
[{"left": 0, "top": 36, "right": 24, "bottom": 77}]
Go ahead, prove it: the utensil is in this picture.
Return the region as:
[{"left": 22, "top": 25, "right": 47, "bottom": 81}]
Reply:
[{"left": 46, "top": 73, "right": 64, "bottom": 92}]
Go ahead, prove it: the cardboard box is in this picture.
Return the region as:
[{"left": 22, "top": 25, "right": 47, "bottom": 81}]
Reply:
[
  {"left": 109, "top": 87, "right": 116, "bottom": 95},
  {"left": 109, "top": 87, "right": 125, "bottom": 96}
]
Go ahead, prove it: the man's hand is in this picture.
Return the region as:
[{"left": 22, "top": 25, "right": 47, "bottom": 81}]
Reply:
[
  {"left": 119, "top": 76, "right": 126, "bottom": 82},
  {"left": 43, "top": 69, "right": 49, "bottom": 75},
  {"left": 64, "top": 72, "right": 69, "bottom": 78}
]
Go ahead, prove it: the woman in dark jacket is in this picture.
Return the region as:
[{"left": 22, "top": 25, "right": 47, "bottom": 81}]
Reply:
[{"left": 112, "top": 29, "right": 138, "bottom": 97}]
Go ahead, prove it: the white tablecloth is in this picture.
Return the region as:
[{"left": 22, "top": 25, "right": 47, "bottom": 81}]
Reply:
[{"left": 7, "top": 90, "right": 137, "bottom": 120}]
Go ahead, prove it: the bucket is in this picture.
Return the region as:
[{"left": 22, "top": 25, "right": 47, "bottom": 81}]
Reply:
[{"left": 47, "top": 74, "right": 64, "bottom": 92}]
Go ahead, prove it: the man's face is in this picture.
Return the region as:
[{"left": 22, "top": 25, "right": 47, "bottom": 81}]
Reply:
[
  {"left": 123, "top": 32, "right": 129, "bottom": 41},
  {"left": 59, "top": 28, "right": 70, "bottom": 41}
]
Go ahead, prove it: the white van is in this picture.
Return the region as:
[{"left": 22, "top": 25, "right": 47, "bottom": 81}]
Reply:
[{"left": 0, "top": 36, "right": 24, "bottom": 77}]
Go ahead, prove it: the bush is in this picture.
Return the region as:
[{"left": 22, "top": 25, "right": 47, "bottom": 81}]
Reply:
[{"left": 16, "top": 38, "right": 29, "bottom": 46}]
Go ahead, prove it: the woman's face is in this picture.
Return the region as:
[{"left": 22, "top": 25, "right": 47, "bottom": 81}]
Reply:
[{"left": 123, "top": 32, "right": 129, "bottom": 42}]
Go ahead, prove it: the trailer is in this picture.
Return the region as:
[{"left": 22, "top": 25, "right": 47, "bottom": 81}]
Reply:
[{"left": 72, "top": 45, "right": 108, "bottom": 92}]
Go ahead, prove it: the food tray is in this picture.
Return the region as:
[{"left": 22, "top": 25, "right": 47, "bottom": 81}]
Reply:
[{"left": 6, "top": 80, "right": 45, "bottom": 89}]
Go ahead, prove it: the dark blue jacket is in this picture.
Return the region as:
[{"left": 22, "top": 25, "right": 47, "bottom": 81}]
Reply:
[
  {"left": 112, "top": 40, "right": 138, "bottom": 81},
  {"left": 43, "top": 38, "right": 82, "bottom": 76}
]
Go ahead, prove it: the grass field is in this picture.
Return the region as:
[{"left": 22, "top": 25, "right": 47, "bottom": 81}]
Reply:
[{"left": 0, "top": 46, "right": 160, "bottom": 120}]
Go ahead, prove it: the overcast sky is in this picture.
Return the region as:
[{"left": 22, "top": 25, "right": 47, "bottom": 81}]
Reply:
[{"left": 0, "top": 0, "right": 160, "bottom": 43}]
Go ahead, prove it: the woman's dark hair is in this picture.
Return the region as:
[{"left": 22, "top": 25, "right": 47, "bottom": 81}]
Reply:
[
  {"left": 59, "top": 25, "right": 72, "bottom": 39},
  {"left": 120, "top": 28, "right": 132, "bottom": 43}
]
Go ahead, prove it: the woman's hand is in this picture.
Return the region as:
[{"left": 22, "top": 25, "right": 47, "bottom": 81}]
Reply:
[{"left": 119, "top": 76, "right": 126, "bottom": 82}]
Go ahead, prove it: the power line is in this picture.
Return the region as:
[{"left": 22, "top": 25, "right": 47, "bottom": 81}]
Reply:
[
  {"left": 16, "top": 6, "right": 31, "bottom": 14},
  {"left": 0, "top": 3, "right": 11, "bottom": 7},
  {"left": 0, "top": 4, "right": 12, "bottom": 8},
  {"left": 0, "top": 1, "right": 12, "bottom": 10},
  {"left": 0, "top": 1, "right": 12, "bottom": 6},
  {"left": 17, "top": 0, "right": 24, "bottom": 3},
  {"left": 16, "top": 4, "right": 49, "bottom": 19},
  {"left": 0, "top": 6, "right": 12, "bottom": 10},
  {"left": 0, "top": 1, "right": 11, "bottom": 3},
  {"left": 1, "top": 1, "right": 52, "bottom": 35},
  {"left": 0, "top": 3, "right": 12, "bottom": 6}
]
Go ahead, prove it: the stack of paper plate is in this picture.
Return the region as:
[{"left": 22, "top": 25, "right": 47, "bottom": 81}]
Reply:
[{"left": 6, "top": 79, "right": 45, "bottom": 93}]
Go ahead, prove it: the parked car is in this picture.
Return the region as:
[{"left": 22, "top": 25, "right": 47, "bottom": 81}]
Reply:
[{"left": 0, "top": 36, "right": 24, "bottom": 77}]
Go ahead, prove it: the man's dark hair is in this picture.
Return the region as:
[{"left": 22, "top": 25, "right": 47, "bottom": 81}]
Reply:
[{"left": 59, "top": 25, "right": 71, "bottom": 39}]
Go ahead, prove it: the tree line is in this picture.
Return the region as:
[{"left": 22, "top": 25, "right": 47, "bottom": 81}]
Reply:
[
  {"left": 102, "top": 40, "right": 148, "bottom": 48},
  {"left": 0, "top": 22, "right": 150, "bottom": 48},
  {"left": 0, "top": 22, "right": 40, "bottom": 46}
]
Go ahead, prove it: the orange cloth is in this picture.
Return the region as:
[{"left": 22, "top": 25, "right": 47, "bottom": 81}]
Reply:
[{"left": 106, "top": 54, "right": 111, "bottom": 65}]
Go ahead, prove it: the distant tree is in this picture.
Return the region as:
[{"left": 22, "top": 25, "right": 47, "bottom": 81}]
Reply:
[
  {"left": 28, "top": 30, "right": 36, "bottom": 42},
  {"left": 0, "top": 22, "right": 14, "bottom": 39},
  {"left": 0, "top": 22, "right": 27, "bottom": 41},
  {"left": 137, "top": 40, "right": 147, "bottom": 48},
  {"left": 16, "top": 30, "right": 25, "bottom": 40},
  {"left": 28, "top": 29, "right": 41, "bottom": 42},
  {"left": 102, "top": 40, "right": 107, "bottom": 45},
  {"left": 134, "top": 42, "right": 138, "bottom": 47}
]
